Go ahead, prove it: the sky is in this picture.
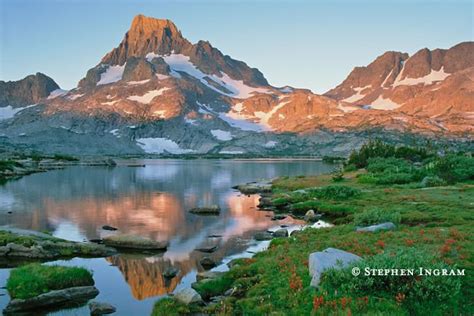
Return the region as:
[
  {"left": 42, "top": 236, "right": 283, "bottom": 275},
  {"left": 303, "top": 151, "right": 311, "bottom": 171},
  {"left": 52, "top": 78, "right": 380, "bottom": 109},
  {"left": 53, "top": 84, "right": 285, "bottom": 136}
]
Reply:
[{"left": 0, "top": 0, "right": 472, "bottom": 93}]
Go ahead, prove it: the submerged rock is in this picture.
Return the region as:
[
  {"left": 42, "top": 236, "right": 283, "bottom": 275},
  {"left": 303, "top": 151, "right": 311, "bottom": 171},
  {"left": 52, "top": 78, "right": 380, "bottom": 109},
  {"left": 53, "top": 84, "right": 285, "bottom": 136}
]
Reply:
[
  {"left": 4, "top": 286, "right": 99, "bottom": 314},
  {"left": 309, "top": 248, "right": 361, "bottom": 287},
  {"left": 189, "top": 205, "right": 221, "bottom": 215},
  {"left": 89, "top": 301, "right": 116, "bottom": 315},
  {"left": 102, "top": 234, "right": 168, "bottom": 250},
  {"left": 254, "top": 231, "right": 273, "bottom": 241},
  {"left": 356, "top": 222, "right": 396, "bottom": 232},
  {"left": 174, "top": 288, "right": 203, "bottom": 305}
]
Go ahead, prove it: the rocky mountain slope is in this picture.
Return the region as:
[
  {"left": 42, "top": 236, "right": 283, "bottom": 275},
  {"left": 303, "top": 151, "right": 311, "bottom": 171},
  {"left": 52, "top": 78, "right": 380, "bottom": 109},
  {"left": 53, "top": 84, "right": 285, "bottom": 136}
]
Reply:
[{"left": 0, "top": 15, "right": 472, "bottom": 156}]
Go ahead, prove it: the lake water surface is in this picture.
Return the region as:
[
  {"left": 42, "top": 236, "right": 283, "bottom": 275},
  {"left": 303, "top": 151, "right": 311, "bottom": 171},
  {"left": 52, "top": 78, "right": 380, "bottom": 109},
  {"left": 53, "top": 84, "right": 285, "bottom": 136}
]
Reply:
[{"left": 0, "top": 159, "right": 334, "bottom": 315}]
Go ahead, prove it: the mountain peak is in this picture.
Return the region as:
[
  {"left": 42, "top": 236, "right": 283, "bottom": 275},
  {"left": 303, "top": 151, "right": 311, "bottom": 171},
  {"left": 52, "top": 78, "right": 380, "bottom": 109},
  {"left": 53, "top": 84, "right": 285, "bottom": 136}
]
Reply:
[
  {"left": 129, "top": 14, "right": 178, "bottom": 35},
  {"left": 101, "top": 15, "right": 191, "bottom": 65}
]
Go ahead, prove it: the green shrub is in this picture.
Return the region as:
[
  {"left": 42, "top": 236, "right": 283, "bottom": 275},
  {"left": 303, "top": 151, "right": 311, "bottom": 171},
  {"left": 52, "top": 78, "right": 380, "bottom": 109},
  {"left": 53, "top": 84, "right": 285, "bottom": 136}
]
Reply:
[
  {"left": 420, "top": 176, "right": 447, "bottom": 187},
  {"left": 431, "top": 154, "right": 474, "bottom": 184},
  {"left": 331, "top": 169, "right": 344, "bottom": 182},
  {"left": 192, "top": 275, "right": 234, "bottom": 299},
  {"left": 7, "top": 264, "right": 94, "bottom": 299},
  {"left": 356, "top": 173, "right": 378, "bottom": 184},
  {"left": 309, "top": 185, "right": 361, "bottom": 200},
  {"left": 151, "top": 298, "right": 191, "bottom": 316},
  {"left": 0, "top": 160, "right": 23, "bottom": 172},
  {"left": 347, "top": 139, "right": 431, "bottom": 169},
  {"left": 343, "top": 163, "right": 357, "bottom": 172},
  {"left": 354, "top": 208, "right": 401, "bottom": 226},
  {"left": 366, "top": 157, "right": 412, "bottom": 174},
  {"left": 321, "top": 248, "right": 462, "bottom": 314},
  {"left": 374, "top": 172, "right": 417, "bottom": 185}
]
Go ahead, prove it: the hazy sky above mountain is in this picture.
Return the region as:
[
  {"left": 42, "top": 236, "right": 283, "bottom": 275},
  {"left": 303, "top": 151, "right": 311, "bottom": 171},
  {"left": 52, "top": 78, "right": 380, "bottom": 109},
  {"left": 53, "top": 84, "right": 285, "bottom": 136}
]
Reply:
[{"left": 1, "top": 0, "right": 472, "bottom": 93}]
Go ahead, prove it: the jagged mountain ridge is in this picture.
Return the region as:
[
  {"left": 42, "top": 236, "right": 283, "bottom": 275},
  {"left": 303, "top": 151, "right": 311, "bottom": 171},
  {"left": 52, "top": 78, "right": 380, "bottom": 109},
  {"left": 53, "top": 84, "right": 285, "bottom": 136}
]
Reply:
[{"left": 0, "top": 15, "right": 472, "bottom": 156}]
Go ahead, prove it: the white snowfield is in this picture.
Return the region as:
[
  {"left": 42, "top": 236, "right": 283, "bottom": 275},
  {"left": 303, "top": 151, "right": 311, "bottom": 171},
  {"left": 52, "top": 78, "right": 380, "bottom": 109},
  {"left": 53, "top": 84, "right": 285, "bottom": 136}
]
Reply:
[
  {"left": 393, "top": 67, "right": 450, "bottom": 87},
  {"left": 219, "top": 150, "right": 244, "bottom": 154},
  {"left": 47, "top": 89, "right": 68, "bottom": 99},
  {"left": 0, "top": 104, "right": 37, "bottom": 120},
  {"left": 264, "top": 141, "right": 277, "bottom": 148},
  {"left": 136, "top": 137, "right": 194, "bottom": 154},
  {"left": 369, "top": 95, "right": 401, "bottom": 110},
  {"left": 342, "top": 85, "right": 371, "bottom": 103},
  {"left": 97, "top": 64, "right": 126, "bottom": 85},
  {"left": 211, "top": 129, "right": 233, "bottom": 141},
  {"left": 67, "top": 93, "right": 84, "bottom": 100},
  {"left": 127, "top": 79, "right": 150, "bottom": 85},
  {"left": 127, "top": 87, "right": 170, "bottom": 104},
  {"left": 146, "top": 52, "right": 271, "bottom": 99}
]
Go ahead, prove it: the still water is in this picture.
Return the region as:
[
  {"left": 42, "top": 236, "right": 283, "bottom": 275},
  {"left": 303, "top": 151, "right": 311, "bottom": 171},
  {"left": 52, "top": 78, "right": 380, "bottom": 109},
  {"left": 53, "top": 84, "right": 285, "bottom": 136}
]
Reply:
[{"left": 0, "top": 159, "right": 334, "bottom": 315}]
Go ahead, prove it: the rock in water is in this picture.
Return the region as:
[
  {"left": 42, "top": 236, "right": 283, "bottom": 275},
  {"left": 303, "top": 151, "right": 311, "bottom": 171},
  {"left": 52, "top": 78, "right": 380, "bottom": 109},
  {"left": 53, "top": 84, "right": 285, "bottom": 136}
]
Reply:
[
  {"left": 200, "top": 257, "right": 216, "bottom": 269},
  {"left": 174, "top": 288, "right": 203, "bottom": 305},
  {"left": 356, "top": 222, "right": 396, "bottom": 232},
  {"left": 195, "top": 245, "right": 218, "bottom": 253},
  {"left": 102, "top": 225, "right": 118, "bottom": 231},
  {"left": 162, "top": 266, "right": 179, "bottom": 279},
  {"left": 254, "top": 231, "right": 273, "bottom": 241},
  {"left": 89, "top": 301, "right": 116, "bottom": 315},
  {"left": 189, "top": 205, "right": 221, "bottom": 215},
  {"left": 308, "top": 248, "right": 361, "bottom": 287},
  {"left": 273, "top": 229, "right": 288, "bottom": 238},
  {"left": 102, "top": 234, "right": 168, "bottom": 250},
  {"left": 4, "top": 286, "right": 99, "bottom": 314}
]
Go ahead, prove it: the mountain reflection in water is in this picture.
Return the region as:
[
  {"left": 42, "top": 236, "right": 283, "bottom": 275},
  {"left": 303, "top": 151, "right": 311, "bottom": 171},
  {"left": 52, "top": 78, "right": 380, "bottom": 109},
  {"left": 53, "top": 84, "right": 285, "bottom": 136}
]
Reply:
[{"left": 0, "top": 159, "right": 334, "bottom": 303}]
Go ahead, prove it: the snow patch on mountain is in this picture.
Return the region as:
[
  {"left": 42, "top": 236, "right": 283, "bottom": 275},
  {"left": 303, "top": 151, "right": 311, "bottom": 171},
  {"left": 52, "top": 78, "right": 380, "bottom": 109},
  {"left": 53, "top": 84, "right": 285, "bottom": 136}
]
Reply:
[
  {"left": 127, "top": 88, "right": 170, "bottom": 104},
  {"left": 47, "top": 89, "right": 68, "bottom": 99},
  {"left": 153, "top": 110, "right": 167, "bottom": 118},
  {"left": 211, "top": 129, "right": 233, "bottom": 141},
  {"left": 97, "top": 64, "right": 126, "bottom": 85},
  {"left": 146, "top": 53, "right": 270, "bottom": 99},
  {"left": 219, "top": 150, "right": 244, "bottom": 154},
  {"left": 136, "top": 137, "right": 194, "bottom": 154},
  {"left": 264, "top": 141, "right": 277, "bottom": 148},
  {"left": 393, "top": 67, "right": 450, "bottom": 87},
  {"left": 0, "top": 104, "right": 37, "bottom": 120},
  {"left": 369, "top": 95, "right": 401, "bottom": 110},
  {"left": 342, "top": 85, "right": 371, "bottom": 103},
  {"left": 127, "top": 79, "right": 150, "bottom": 85},
  {"left": 67, "top": 93, "right": 84, "bottom": 100}
]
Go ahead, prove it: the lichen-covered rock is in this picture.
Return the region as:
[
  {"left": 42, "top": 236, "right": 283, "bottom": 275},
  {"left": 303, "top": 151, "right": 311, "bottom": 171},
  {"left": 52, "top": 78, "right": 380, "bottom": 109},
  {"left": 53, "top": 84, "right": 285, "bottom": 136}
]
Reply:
[
  {"left": 254, "top": 231, "right": 273, "bottom": 241},
  {"left": 273, "top": 229, "right": 288, "bottom": 238},
  {"left": 173, "top": 288, "right": 203, "bottom": 305},
  {"left": 356, "top": 222, "right": 396, "bottom": 232},
  {"left": 4, "top": 286, "right": 99, "bottom": 314},
  {"left": 309, "top": 248, "right": 361, "bottom": 287}
]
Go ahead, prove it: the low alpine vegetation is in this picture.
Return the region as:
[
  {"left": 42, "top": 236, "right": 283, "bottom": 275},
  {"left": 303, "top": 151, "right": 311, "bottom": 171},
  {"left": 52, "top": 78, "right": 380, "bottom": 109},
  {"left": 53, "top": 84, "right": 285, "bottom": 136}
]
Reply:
[{"left": 7, "top": 264, "right": 94, "bottom": 299}]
